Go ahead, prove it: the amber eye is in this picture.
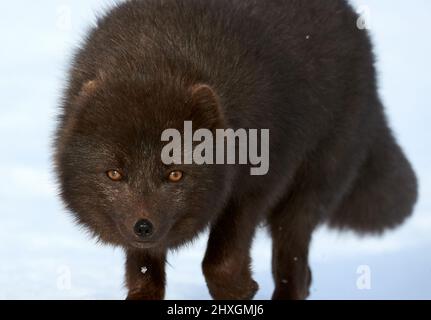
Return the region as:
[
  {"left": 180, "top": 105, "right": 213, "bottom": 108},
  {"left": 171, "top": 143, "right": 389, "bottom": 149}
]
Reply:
[
  {"left": 168, "top": 170, "right": 183, "bottom": 182},
  {"left": 106, "top": 170, "right": 123, "bottom": 181}
]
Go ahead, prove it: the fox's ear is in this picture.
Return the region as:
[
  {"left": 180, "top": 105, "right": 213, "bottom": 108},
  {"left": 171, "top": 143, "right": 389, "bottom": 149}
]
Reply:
[
  {"left": 64, "top": 79, "right": 101, "bottom": 134},
  {"left": 79, "top": 79, "right": 98, "bottom": 97},
  {"left": 83, "top": 79, "right": 97, "bottom": 91},
  {"left": 78, "top": 69, "right": 107, "bottom": 98},
  {"left": 188, "top": 84, "right": 224, "bottom": 129}
]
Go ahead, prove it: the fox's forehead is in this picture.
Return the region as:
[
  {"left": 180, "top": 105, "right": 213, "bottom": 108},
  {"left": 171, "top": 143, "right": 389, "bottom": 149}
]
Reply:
[{"left": 78, "top": 83, "right": 191, "bottom": 130}]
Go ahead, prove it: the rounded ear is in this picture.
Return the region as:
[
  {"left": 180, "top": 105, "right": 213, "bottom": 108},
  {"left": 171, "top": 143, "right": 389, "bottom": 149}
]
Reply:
[
  {"left": 188, "top": 84, "right": 224, "bottom": 129},
  {"left": 62, "top": 79, "right": 100, "bottom": 139},
  {"left": 79, "top": 79, "right": 98, "bottom": 97}
]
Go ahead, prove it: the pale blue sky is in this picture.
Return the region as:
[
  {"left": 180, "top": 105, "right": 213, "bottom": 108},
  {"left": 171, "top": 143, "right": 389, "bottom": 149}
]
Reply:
[{"left": 0, "top": 0, "right": 430, "bottom": 299}]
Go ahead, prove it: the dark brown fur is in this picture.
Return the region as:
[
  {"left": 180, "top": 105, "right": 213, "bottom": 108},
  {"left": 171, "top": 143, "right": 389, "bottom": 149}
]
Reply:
[{"left": 54, "top": 0, "right": 417, "bottom": 300}]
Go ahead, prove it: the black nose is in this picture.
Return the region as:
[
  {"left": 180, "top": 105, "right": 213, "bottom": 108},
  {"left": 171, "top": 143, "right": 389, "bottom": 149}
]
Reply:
[{"left": 134, "top": 219, "right": 154, "bottom": 239}]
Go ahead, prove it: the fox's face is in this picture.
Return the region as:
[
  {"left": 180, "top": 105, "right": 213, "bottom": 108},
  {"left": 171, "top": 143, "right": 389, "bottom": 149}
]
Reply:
[{"left": 55, "top": 77, "right": 230, "bottom": 249}]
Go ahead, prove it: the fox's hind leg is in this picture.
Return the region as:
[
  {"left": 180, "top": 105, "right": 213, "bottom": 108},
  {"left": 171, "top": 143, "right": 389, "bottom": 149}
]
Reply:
[
  {"left": 328, "top": 130, "right": 417, "bottom": 234},
  {"left": 268, "top": 198, "right": 320, "bottom": 300}
]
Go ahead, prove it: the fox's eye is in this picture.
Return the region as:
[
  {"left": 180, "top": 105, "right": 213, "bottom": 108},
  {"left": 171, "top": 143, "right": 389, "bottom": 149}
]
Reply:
[
  {"left": 168, "top": 170, "right": 183, "bottom": 182},
  {"left": 106, "top": 170, "right": 123, "bottom": 181}
]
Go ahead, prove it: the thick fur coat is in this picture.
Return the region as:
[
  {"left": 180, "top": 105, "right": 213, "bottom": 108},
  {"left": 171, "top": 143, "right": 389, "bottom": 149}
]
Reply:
[{"left": 54, "top": 0, "right": 417, "bottom": 299}]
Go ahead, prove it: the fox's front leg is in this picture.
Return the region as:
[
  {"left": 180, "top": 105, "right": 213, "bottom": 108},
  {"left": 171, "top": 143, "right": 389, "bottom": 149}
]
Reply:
[
  {"left": 202, "top": 201, "right": 260, "bottom": 300},
  {"left": 125, "top": 249, "right": 166, "bottom": 300}
]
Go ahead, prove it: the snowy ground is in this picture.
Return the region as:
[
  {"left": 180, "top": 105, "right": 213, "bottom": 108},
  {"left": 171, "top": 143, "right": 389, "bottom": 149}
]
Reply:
[{"left": 0, "top": 0, "right": 430, "bottom": 300}]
